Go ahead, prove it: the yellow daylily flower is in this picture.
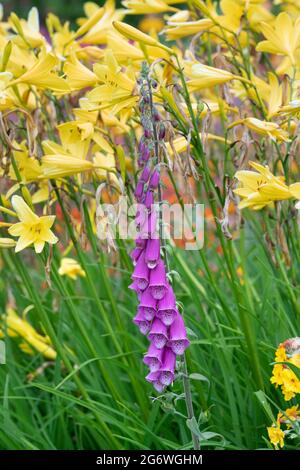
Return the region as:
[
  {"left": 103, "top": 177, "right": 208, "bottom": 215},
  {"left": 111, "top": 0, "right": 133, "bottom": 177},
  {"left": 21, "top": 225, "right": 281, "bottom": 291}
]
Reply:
[
  {"left": 184, "top": 62, "right": 241, "bottom": 91},
  {"left": 230, "top": 117, "right": 289, "bottom": 142},
  {"left": 10, "top": 53, "right": 70, "bottom": 94},
  {"left": 113, "top": 20, "right": 173, "bottom": 53},
  {"left": 267, "top": 425, "right": 285, "bottom": 449},
  {"left": 41, "top": 155, "right": 95, "bottom": 179},
  {"left": 256, "top": 12, "right": 300, "bottom": 64},
  {"left": 58, "top": 257, "right": 86, "bottom": 280},
  {"left": 234, "top": 161, "right": 292, "bottom": 210},
  {"left": 64, "top": 53, "right": 98, "bottom": 91},
  {"left": 1, "top": 307, "right": 56, "bottom": 360},
  {"left": 122, "top": 0, "right": 178, "bottom": 14},
  {"left": 9, "top": 7, "right": 46, "bottom": 49},
  {"left": 163, "top": 18, "right": 213, "bottom": 40},
  {"left": 8, "top": 195, "right": 58, "bottom": 253},
  {"left": 86, "top": 50, "right": 138, "bottom": 113},
  {"left": 79, "top": 0, "right": 125, "bottom": 45}
]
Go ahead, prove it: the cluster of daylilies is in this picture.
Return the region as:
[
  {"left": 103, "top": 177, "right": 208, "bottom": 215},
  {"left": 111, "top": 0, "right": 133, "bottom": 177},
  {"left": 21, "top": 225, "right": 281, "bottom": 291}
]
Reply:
[
  {"left": 0, "top": 0, "right": 300, "bottom": 449},
  {"left": 267, "top": 337, "right": 300, "bottom": 449}
]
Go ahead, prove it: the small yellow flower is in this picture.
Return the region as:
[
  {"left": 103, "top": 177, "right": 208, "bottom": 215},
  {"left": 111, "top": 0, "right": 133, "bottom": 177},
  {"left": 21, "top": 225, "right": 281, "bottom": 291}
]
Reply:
[
  {"left": 8, "top": 195, "right": 58, "bottom": 253},
  {"left": 267, "top": 425, "right": 285, "bottom": 449},
  {"left": 58, "top": 257, "right": 86, "bottom": 280}
]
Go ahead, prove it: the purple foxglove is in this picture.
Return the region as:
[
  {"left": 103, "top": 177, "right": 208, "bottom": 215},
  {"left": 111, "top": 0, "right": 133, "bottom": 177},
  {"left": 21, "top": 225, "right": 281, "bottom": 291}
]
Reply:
[
  {"left": 130, "top": 247, "right": 142, "bottom": 264},
  {"left": 135, "top": 237, "right": 146, "bottom": 249},
  {"left": 133, "top": 308, "right": 151, "bottom": 335},
  {"left": 148, "top": 318, "right": 168, "bottom": 349},
  {"left": 149, "top": 170, "right": 160, "bottom": 190},
  {"left": 168, "top": 312, "right": 190, "bottom": 355},
  {"left": 144, "top": 190, "right": 154, "bottom": 209},
  {"left": 157, "top": 284, "right": 177, "bottom": 325},
  {"left": 159, "top": 348, "right": 176, "bottom": 386},
  {"left": 135, "top": 204, "right": 148, "bottom": 228},
  {"left": 145, "top": 238, "right": 160, "bottom": 269},
  {"left": 139, "top": 210, "right": 158, "bottom": 239},
  {"left": 140, "top": 165, "right": 151, "bottom": 183},
  {"left": 143, "top": 343, "right": 164, "bottom": 372},
  {"left": 128, "top": 280, "right": 142, "bottom": 296},
  {"left": 132, "top": 251, "right": 149, "bottom": 291},
  {"left": 135, "top": 181, "right": 144, "bottom": 200},
  {"left": 140, "top": 289, "right": 157, "bottom": 321},
  {"left": 149, "top": 259, "right": 168, "bottom": 300},
  {"left": 145, "top": 371, "right": 165, "bottom": 392}
]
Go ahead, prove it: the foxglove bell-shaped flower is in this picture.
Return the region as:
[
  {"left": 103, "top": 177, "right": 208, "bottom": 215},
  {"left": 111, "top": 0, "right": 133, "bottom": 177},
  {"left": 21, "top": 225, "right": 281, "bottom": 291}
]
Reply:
[
  {"left": 159, "top": 348, "right": 176, "bottom": 386},
  {"left": 140, "top": 288, "right": 157, "bottom": 321},
  {"left": 148, "top": 318, "right": 168, "bottom": 349},
  {"left": 145, "top": 238, "right": 160, "bottom": 269},
  {"left": 168, "top": 312, "right": 190, "bottom": 355},
  {"left": 134, "top": 308, "right": 151, "bottom": 335},
  {"left": 132, "top": 251, "right": 149, "bottom": 291},
  {"left": 143, "top": 343, "right": 164, "bottom": 372},
  {"left": 157, "top": 284, "right": 177, "bottom": 326},
  {"left": 145, "top": 371, "right": 164, "bottom": 392},
  {"left": 149, "top": 259, "right": 168, "bottom": 300}
]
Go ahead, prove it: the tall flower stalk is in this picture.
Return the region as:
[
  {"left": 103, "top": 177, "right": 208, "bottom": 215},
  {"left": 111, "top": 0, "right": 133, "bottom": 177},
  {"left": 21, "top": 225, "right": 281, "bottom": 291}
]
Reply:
[{"left": 130, "top": 62, "right": 200, "bottom": 449}]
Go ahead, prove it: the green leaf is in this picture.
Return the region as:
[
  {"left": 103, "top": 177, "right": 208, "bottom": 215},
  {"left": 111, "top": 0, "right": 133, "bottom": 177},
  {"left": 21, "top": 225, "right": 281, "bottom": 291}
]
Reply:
[{"left": 116, "top": 145, "right": 126, "bottom": 183}]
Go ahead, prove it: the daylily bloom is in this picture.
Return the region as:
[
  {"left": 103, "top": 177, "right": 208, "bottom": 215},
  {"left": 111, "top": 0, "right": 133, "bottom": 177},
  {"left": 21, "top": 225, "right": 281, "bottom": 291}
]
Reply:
[
  {"left": 267, "top": 425, "right": 285, "bottom": 449},
  {"left": 58, "top": 257, "right": 86, "bottom": 280},
  {"left": 8, "top": 195, "right": 58, "bottom": 253},
  {"left": 256, "top": 12, "right": 300, "bottom": 64},
  {"left": 234, "top": 162, "right": 292, "bottom": 210},
  {"left": 0, "top": 307, "right": 56, "bottom": 360},
  {"left": 230, "top": 117, "right": 289, "bottom": 142}
]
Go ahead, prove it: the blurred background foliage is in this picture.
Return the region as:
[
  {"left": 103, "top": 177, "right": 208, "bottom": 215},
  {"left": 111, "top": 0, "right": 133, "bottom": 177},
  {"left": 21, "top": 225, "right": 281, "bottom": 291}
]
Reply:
[{"left": 1, "top": 0, "right": 109, "bottom": 21}]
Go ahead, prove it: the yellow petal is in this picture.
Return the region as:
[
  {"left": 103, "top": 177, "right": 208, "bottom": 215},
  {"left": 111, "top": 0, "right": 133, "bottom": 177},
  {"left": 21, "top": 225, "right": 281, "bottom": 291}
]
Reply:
[{"left": 11, "top": 195, "right": 38, "bottom": 223}]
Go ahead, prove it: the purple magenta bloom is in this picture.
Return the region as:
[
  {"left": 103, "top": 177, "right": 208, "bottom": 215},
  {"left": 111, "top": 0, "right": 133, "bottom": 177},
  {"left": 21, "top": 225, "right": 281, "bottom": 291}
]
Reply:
[
  {"left": 149, "top": 170, "right": 160, "bottom": 190},
  {"left": 135, "top": 237, "right": 146, "bottom": 249},
  {"left": 148, "top": 318, "right": 168, "bottom": 349},
  {"left": 157, "top": 284, "right": 177, "bottom": 325},
  {"left": 133, "top": 308, "right": 151, "bottom": 335},
  {"left": 139, "top": 210, "right": 158, "bottom": 239},
  {"left": 135, "top": 181, "right": 144, "bottom": 200},
  {"left": 145, "top": 238, "right": 160, "bottom": 269},
  {"left": 144, "top": 190, "right": 154, "bottom": 209},
  {"left": 149, "top": 259, "right": 168, "bottom": 300},
  {"left": 139, "top": 288, "right": 157, "bottom": 320},
  {"left": 130, "top": 247, "right": 142, "bottom": 264},
  {"left": 145, "top": 371, "right": 165, "bottom": 392},
  {"left": 168, "top": 312, "right": 190, "bottom": 355},
  {"left": 159, "top": 348, "right": 176, "bottom": 385},
  {"left": 140, "top": 165, "right": 151, "bottom": 183},
  {"left": 143, "top": 343, "right": 164, "bottom": 372},
  {"left": 132, "top": 251, "right": 149, "bottom": 291},
  {"left": 141, "top": 146, "right": 150, "bottom": 162}
]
